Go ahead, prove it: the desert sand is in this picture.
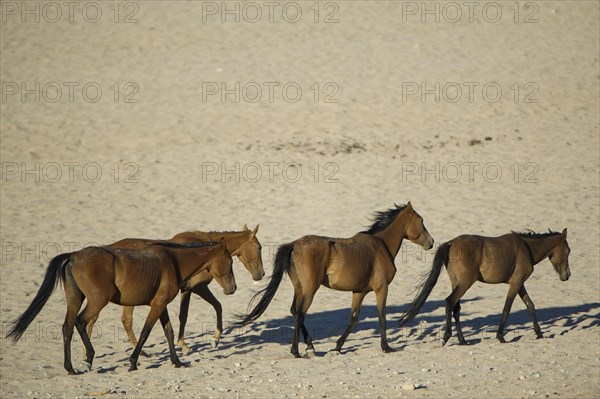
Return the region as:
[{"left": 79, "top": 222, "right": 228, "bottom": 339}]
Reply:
[{"left": 1, "top": 1, "right": 599, "bottom": 398}]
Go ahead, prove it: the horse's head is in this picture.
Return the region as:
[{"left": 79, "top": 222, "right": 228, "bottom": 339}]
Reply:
[
  {"left": 209, "top": 237, "right": 237, "bottom": 295},
  {"left": 231, "top": 224, "right": 265, "bottom": 281},
  {"left": 549, "top": 228, "right": 571, "bottom": 281},
  {"left": 403, "top": 202, "right": 434, "bottom": 250}
]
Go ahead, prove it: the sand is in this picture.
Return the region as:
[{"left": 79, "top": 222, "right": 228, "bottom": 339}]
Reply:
[{"left": 1, "top": 1, "right": 599, "bottom": 398}]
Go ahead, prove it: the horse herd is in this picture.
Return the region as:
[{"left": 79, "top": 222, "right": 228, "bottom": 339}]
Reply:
[{"left": 6, "top": 202, "right": 571, "bottom": 375}]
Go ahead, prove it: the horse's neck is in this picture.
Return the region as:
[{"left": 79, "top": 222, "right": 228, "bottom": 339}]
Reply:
[
  {"left": 203, "top": 231, "right": 250, "bottom": 251},
  {"left": 170, "top": 247, "right": 214, "bottom": 281},
  {"left": 523, "top": 235, "right": 563, "bottom": 265},
  {"left": 374, "top": 212, "right": 410, "bottom": 258}
]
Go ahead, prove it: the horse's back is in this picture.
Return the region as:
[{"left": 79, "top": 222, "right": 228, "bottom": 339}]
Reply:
[
  {"left": 110, "top": 238, "right": 156, "bottom": 250},
  {"left": 449, "top": 234, "right": 522, "bottom": 284},
  {"left": 289, "top": 234, "right": 380, "bottom": 291}
]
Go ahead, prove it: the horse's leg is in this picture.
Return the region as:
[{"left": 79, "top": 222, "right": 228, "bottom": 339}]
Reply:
[
  {"left": 121, "top": 306, "right": 149, "bottom": 357},
  {"left": 73, "top": 295, "right": 110, "bottom": 370},
  {"left": 496, "top": 283, "right": 520, "bottom": 343},
  {"left": 332, "top": 291, "right": 367, "bottom": 353},
  {"left": 159, "top": 309, "right": 185, "bottom": 368},
  {"left": 518, "top": 285, "right": 543, "bottom": 339},
  {"left": 453, "top": 300, "right": 467, "bottom": 345},
  {"left": 86, "top": 314, "right": 98, "bottom": 341},
  {"left": 63, "top": 279, "right": 85, "bottom": 375},
  {"left": 290, "top": 293, "right": 315, "bottom": 353},
  {"left": 443, "top": 283, "right": 472, "bottom": 346},
  {"left": 83, "top": 314, "right": 98, "bottom": 357},
  {"left": 129, "top": 304, "right": 164, "bottom": 371},
  {"left": 177, "top": 290, "right": 193, "bottom": 353},
  {"left": 192, "top": 285, "right": 223, "bottom": 349},
  {"left": 290, "top": 291, "right": 315, "bottom": 358},
  {"left": 374, "top": 285, "right": 394, "bottom": 353}
]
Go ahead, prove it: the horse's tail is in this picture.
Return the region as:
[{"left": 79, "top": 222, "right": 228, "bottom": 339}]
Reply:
[
  {"left": 5, "top": 252, "right": 71, "bottom": 342},
  {"left": 398, "top": 241, "right": 451, "bottom": 327},
  {"left": 235, "top": 242, "right": 294, "bottom": 325}
]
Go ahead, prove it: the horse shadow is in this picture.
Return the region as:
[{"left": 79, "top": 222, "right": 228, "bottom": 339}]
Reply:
[{"left": 204, "top": 300, "right": 599, "bottom": 355}]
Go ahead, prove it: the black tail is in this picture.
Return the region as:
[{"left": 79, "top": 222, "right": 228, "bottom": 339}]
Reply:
[
  {"left": 5, "top": 252, "right": 71, "bottom": 342},
  {"left": 235, "top": 243, "right": 294, "bottom": 325},
  {"left": 398, "top": 242, "right": 451, "bottom": 327}
]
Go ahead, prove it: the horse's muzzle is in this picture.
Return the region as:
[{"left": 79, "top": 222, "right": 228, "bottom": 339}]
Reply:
[
  {"left": 223, "top": 284, "right": 237, "bottom": 295},
  {"left": 424, "top": 238, "right": 434, "bottom": 250}
]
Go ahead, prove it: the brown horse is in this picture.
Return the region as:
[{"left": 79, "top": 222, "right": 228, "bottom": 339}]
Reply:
[
  {"left": 398, "top": 229, "right": 571, "bottom": 345},
  {"left": 6, "top": 239, "right": 236, "bottom": 374},
  {"left": 86, "top": 225, "right": 264, "bottom": 353},
  {"left": 237, "top": 202, "right": 434, "bottom": 357}
]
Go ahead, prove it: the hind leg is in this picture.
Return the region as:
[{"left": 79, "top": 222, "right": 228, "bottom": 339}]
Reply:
[
  {"left": 443, "top": 283, "right": 473, "bottom": 346},
  {"left": 177, "top": 290, "right": 193, "bottom": 353},
  {"left": 290, "top": 294, "right": 315, "bottom": 353},
  {"left": 74, "top": 296, "right": 111, "bottom": 369},
  {"left": 496, "top": 283, "right": 520, "bottom": 343},
  {"left": 63, "top": 279, "right": 85, "bottom": 375},
  {"left": 121, "top": 306, "right": 149, "bottom": 357},
  {"left": 290, "top": 290, "right": 316, "bottom": 358},
  {"left": 453, "top": 301, "right": 467, "bottom": 345}
]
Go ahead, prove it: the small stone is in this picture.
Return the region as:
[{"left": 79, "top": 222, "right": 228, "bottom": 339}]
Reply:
[
  {"left": 402, "top": 382, "right": 418, "bottom": 391},
  {"left": 234, "top": 363, "right": 242, "bottom": 368},
  {"left": 519, "top": 375, "right": 527, "bottom": 380}
]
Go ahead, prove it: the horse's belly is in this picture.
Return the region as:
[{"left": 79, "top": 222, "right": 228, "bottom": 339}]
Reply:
[{"left": 325, "top": 270, "right": 370, "bottom": 291}]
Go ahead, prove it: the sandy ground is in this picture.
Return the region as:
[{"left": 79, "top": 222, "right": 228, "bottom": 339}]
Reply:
[{"left": 1, "top": 1, "right": 599, "bottom": 398}]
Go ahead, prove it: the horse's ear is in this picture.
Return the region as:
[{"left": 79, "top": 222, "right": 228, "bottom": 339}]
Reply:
[
  {"left": 243, "top": 224, "right": 249, "bottom": 231},
  {"left": 562, "top": 228, "right": 567, "bottom": 238},
  {"left": 406, "top": 201, "right": 413, "bottom": 211},
  {"left": 219, "top": 237, "right": 227, "bottom": 250},
  {"left": 252, "top": 224, "right": 259, "bottom": 235}
]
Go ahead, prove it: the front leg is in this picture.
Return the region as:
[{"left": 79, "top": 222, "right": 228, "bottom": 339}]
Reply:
[
  {"left": 333, "top": 291, "right": 367, "bottom": 353},
  {"left": 160, "top": 310, "right": 186, "bottom": 368},
  {"left": 518, "top": 285, "right": 543, "bottom": 339},
  {"left": 374, "top": 285, "right": 394, "bottom": 353},
  {"left": 193, "top": 284, "right": 223, "bottom": 348}
]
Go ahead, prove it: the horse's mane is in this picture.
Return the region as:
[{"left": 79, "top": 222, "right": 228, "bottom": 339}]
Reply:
[
  {"left": 364, "top": 204, "right": 407, "bottom": 234},
  {"left": 150, "top": 241, "right": 219, "bottom": 248},
  {"left": 512, "top": 229, "right": 561, "bottom": 239}
]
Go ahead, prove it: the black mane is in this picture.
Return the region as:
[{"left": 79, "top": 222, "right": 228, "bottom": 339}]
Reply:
[
  {"left": 150, "top": 241, "right": 219, "bottom": 248},
  {"left": 512, "top": 229, "right": 561, "bottom": 239},
  {"left": 364, "top": 204, "right": 407, "bottom": 234}
]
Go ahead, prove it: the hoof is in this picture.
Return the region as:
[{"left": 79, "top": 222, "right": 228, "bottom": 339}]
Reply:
[
  {"left": 128, "top": 365, "right": 138, "bottom": 372},
  {"left": 306, "top": 348, "right": 317, "bottom": 358},
  {"left": 179, "top": 343, "right": 192, "bottom": 355},
  {"left": 535, "top": 333, "right": 544, "bottom": 340},
  {"left": 174, "top": 361, "right": 187, "bottom": 368},
  {"left": 326, "top": 350, "right": 341, "bottom": 357},
  {"left": 382, "top": 346, "right": 395, "bottom": 353},
  {"left": 210, "top": 337, "right": 219, "bottom": 349},
  {"left": 497, "top": 336, "right": 506, "bottom": 344},
  {"left": 67, "top": 368, "right": 81, "bottom": 376},
  {"left": 82, "top": 361, "right": 92, "bottom": 371}
]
